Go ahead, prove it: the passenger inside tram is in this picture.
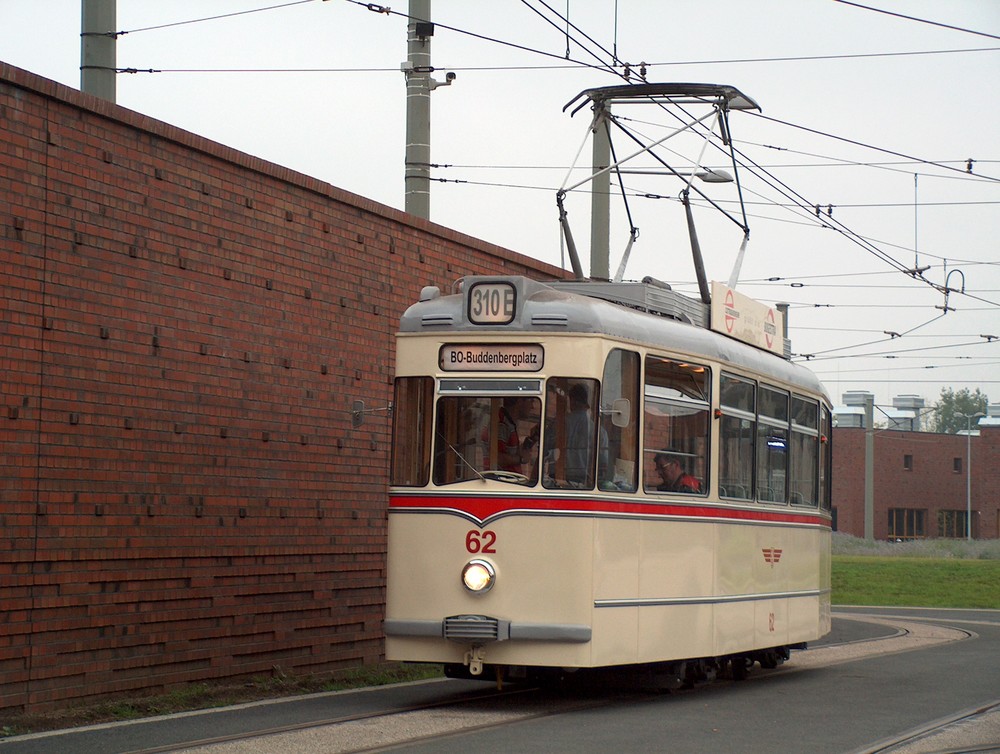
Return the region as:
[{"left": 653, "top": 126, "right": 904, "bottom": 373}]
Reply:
[
  {"left": 496, "top": 396, "right": 538, "bottom": 473},
  {"left": 653, "top": 451, "right": 702, "bottom": 493}
]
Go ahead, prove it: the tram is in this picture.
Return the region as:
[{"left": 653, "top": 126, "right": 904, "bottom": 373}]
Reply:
[{"left": 385, "top": 275, "right": 832, "bottom": 686}]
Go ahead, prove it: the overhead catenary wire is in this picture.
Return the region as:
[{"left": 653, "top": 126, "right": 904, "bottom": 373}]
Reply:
[
  {"left": 747, "top": 111, "right": 1000, "bottom": 183},
  {"left": 433, "top": 174, "right": 998, "bottom": 294},
  {"left": 519, "top": 0, "right": 622, "bottom": 75},
  {"left": 112, "top": 0, "right": 314, "bottom": 37},
  {"left": 795, "top": 337, "right": 999, "bottom": 362},
  {"left": 95, "top": 0, "right": 997, "bottom": 391},
  {"left": 832, "top": 0, "right": 1000, "bottom": 42},
  {"left": 341, "top": 0, "right": 628, "bottom": 80},
  {"left": 114, "top": 46, "right": 1000, "bottom": 74}
]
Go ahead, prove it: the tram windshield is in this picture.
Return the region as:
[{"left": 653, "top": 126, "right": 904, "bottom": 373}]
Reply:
[
  {"left": 393, "top": 377, "right": 612, "bottom": 488},
  {"left": 433, "top": 393, "right": 542, "bottom": 485}
]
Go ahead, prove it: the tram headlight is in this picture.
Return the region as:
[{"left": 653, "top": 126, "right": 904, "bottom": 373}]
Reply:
[{"left": 461, "top": 559, "right": 496, "bottom": 593}]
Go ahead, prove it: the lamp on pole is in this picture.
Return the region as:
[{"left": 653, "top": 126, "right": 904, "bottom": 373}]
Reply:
[{"left": 960, "top": 412, "right": 985, "bottom": 540}]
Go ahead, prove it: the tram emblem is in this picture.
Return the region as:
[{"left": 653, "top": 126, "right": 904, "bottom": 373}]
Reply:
[{"left": 762, "top": 548, "right": 783, "bottom": 566}]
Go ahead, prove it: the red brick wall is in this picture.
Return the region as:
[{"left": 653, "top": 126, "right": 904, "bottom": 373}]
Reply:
[
  {"left": 0, "top": 63, "right": 567, "bottom": 714},
  {"left": 832, "top": 426, "right": 998, "bottom": 540}
]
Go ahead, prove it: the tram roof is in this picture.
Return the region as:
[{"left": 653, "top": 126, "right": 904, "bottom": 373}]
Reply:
[{"left": 399, "top": 277, "right": 829, "bottom": 401}]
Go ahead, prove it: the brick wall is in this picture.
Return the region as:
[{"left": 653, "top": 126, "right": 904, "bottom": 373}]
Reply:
[
  {"left": 0, "top": 63, "right": 566, "bottom": 714},
  {"left": 832, "top": 426, "right": 998, "bottom": 540}
]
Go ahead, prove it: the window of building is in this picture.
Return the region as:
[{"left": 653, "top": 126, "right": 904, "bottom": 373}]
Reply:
[
  {"left": 888, "top": 508, "right": 925, "bottom": 540},
  {"left": 938, "top": 510, "right": 969, "bottom": 538},
  {"left": 642, "top": 356, "right": 709, "bottom": 495},
  {"left": 903, "top": 454, "right": 913, "bottom": 471},
  {"left": 953, "top": 457, "right": 962, "bottom": 473}
]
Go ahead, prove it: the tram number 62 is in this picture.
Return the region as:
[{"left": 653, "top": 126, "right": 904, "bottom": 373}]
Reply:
[{"left": 466, "top": 530, "right": 497, "bottom": 554}]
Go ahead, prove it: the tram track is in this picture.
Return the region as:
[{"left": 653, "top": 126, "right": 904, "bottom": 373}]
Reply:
[
  {"left": 785, "top": 612, "right": 973, "bottom": 673},
  {"left": 9, "top": 612, "right": 984, "bottom": 754},
  {"left": 147, "top": 613, "right": 976, "bottom": 754},
  {"left": 143, "top": 684, "right": 611, "bottom": 754},
  {"left": 854, "top": 700, "right": 1000, "bottom": 754}
]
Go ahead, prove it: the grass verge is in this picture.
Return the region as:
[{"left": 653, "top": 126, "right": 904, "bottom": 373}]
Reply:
[{"left": 833, "top": 555, "right": 1000, "bottom": 608}]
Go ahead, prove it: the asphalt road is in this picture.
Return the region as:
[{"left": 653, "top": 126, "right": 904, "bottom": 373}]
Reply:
[{"left": 3, "top": 607, "right": 998, "bottom": 754}]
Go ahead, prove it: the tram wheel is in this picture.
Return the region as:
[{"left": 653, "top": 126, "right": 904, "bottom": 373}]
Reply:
[{"left": 730, "top": 656, "right": 750, "bottom": 681}]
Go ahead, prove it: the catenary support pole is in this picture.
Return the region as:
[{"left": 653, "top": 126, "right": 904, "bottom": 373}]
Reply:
[
  {"left": 864, "top": 393, "right": 874, "bottom": 541},
  {"left": 81, "top": 0, "right": 116, "bottom": 102},
  {"left": 404, "top": 0, "right": 432, "bottom": 219},
  {"left": 590, "top": 103, "right": 610, "bottom": 279}
]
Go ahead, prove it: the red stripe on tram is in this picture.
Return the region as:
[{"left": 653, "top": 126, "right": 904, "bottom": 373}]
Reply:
[{"left": 389, "top": 494, "right": 828, "bottom": 527}]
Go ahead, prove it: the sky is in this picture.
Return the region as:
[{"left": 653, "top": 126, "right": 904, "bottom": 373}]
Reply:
[{"left": 2, "top": 0, "right": 998, "bottom": 416}]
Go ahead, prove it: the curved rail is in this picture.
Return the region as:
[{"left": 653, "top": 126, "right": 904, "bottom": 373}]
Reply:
[
  {"left": 12, "top": 612, "right": 984, "bottom": 754},
  {"left": 856, "top": 700, "right": 1000, "bottom": 754}
]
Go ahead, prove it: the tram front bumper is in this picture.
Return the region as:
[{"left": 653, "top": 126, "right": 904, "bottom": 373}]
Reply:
[{"left": 385, "top": 615, "right": 591, "bottom": 643}]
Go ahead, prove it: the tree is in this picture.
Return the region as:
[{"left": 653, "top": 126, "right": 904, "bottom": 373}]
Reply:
[{"left": 929, "top": 387, "right": 989, "bottom": 434}]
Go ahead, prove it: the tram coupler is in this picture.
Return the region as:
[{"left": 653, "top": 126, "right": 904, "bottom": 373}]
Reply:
[{"left": 464, "top": 646, "right": 487, "bottom": 676}]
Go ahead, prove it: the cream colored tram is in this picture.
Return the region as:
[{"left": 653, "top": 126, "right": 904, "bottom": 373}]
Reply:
[{"left": 386, "top": 275, "right": 832, "bottom": 685}]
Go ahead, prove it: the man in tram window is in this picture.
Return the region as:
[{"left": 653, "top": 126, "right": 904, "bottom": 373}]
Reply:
[
  {"left": 654, "top": 451, "right": 701, "bottom": 493},
  {"left": 565, "top": 383, "right": 596, "bottom": 486},
  {"left": 498, "top": 396, "right": 538, "bottom": 472}
]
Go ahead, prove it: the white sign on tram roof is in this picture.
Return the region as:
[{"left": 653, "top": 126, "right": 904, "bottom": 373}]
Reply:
[{"left": 710, "top": 282, "right": 784, "bottom": 357}]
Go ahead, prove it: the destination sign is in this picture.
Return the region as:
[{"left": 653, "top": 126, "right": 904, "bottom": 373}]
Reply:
[
  {"left": 440, "top": 344, "right": 544, "bottom": 372},
  {"left": 467, "top": 282, "right": 516, "bottom": 325}
]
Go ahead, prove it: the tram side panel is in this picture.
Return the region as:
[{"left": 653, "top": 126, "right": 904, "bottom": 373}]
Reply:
[
  {"left": 590, "top": 518, "right": 640, "bottom": 665},
  {"left": 594, "top": 515, "right": 830, "bottom": 667},
  {"left": 714, "top": 522, "right": 758, "bottom": 656},
  {"left": 716, "top": 520, "right": 830, "bottom": 652},
  {"left": 636, "top": 519, "right": 716, "bottom": 663},
  {"left": 782, "top": 526, "right": 832, "bottom": 643}
]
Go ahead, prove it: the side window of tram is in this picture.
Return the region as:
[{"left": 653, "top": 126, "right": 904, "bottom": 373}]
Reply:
[
  {"left": 819, "top": 406, "right": 833, "bottom": 511},
  {"left": 757, "top": 386, "right": 789, "bottom": 503},
  {"left": 719, "top": 373, "right": 755, "bottom": 500},
  {"left": 542, "top": 378, "right": 600, "bottom": 490},
  {"left": 790, "top": 395, "right": 820, "bottom": 507},
  {"left": 597, "top": 349, "right": 639, "bottom": 492},
  {"left": 390, "top": 377, "right": 433, "bottom": 486},
  {"left": 642, "top": 356, "right": 709, "bottom": 495}
]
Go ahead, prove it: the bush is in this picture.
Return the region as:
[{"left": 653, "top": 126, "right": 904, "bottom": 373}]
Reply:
[{"left": 832, "top": 532, "right": 1000, "bottom": 560}]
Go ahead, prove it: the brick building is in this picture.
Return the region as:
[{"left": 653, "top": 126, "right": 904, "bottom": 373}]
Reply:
[
  {"left": 0, "top": 62, "right": 566, "bottom": 714},
  {"left": 832, "top": 405, "right": 999, "bottom": 541}
]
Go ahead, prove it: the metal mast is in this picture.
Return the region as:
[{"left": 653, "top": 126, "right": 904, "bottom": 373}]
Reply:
[
  {"left": 81, "top": 0, "right": 116, "bottom": 102},
  {"left": 403, "top": 0, "right": 432, "bottom": 218},
  {"left": 590, "top": 103, "right": 611, "bottom": 280}
]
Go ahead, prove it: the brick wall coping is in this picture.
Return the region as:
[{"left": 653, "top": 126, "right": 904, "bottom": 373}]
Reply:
[{"left": 1, "top": 60, "right": 567, "bottom": 280}]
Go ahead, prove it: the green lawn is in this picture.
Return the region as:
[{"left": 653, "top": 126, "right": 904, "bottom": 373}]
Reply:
[{"left": 832, "top": 555, "right": 1000, "bottom": 609}]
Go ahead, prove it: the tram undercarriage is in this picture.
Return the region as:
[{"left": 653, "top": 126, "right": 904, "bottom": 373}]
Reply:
[{"left": 440, "top": 643, "right": 800, "bottom": 691}]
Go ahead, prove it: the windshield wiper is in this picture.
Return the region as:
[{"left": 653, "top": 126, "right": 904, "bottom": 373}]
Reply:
[{"left": 436, "top": 432, "right": 486, "bottom": 482}]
